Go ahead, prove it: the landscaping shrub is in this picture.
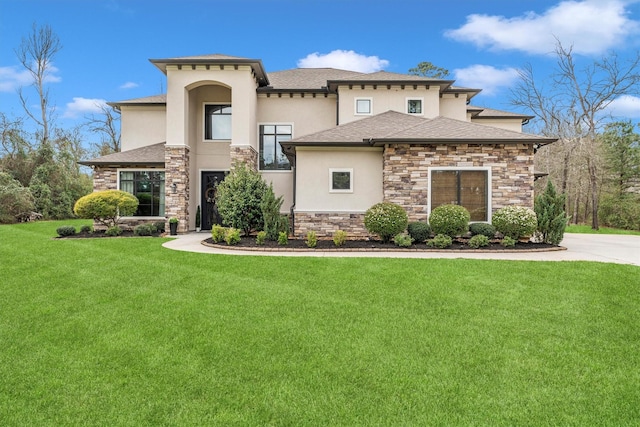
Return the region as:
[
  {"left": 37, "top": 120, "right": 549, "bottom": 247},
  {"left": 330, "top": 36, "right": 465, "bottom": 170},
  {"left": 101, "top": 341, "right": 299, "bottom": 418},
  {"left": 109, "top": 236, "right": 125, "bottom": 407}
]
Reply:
[
  {"left": 224, "top": 228, "right": 241, "bottom": 245},
  {"left": 429, "top": 204, "right": 470, "bottom": 237},
  {"left": 278, "top": 231, "right": 288, "bottom": 246},
  {"left": 364, "top": 202, "right": 408, "bottom": 243},
  {"left": 501, "top": 236, "right": 517, "bottom": 247},
  {"left": 305, "top": 230, "right": 317, "bottom": 248},
  {"left": 469, "top": 222, "right": 496, "bottom": 239},
  {"left": 134, "top": 223, "right": 155, "bottom": 236},
  {"left": 260, "top": 183, "right": 284, "bottom": 240},
  {"left": 256, "top": 231, "right": 266, "bottom": 245},
  {"left": 105, "top": 225, "right": 122, "bottom": 237},
  {"left": 492, "top": 206, "right": 537, "bottom": 240},
  {"left": 279, "top": 214, "right": 290, "bottom": 235},
  {"left": 79, "top": 225, "right": 93, "bottom": 234},
  {"left": 407, "top": 221, "right": 431, "bottom": 243},
  {"left": 56, "top": 225, "right": 76, "bottom": 237},
  {"left": 211, "top": 225, "right": 226, "bottom": 243},
  {"left": 468, "top": 234, "right": 490, "bottom": 249},
  {"left": 393, "top": 233, "right": 413, "bottom": 247},
  {"left": 216, "top": 163, "right": 267, "bottom": 236},
  {"left": 153, "top": 221, "right": 165, "bottom": 233},
  {"left": 333, "top": 230, "right": 347, "bottom": 247},
  {"left": 535, "top": 180, "right": 568, "bottom": 244},
  {"left": 427, "top": 234, "right": 452, "bottom": 249},
  {"left": 598, "top": 194, "right": 640, "bottom": 231},
  {"left": 0, "top": 172, "right": 34, "bottom": 224},
  {"left": 73, "top": 190, "right": 139, "bottom": 228}
]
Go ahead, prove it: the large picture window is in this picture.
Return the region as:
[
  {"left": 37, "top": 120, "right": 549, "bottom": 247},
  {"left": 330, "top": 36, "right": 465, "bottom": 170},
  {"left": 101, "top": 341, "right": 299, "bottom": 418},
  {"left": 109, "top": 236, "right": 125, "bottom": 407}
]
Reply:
[
  {"left": 119, "top": 170, "right": 165, "bottom": 216},
  {"left": 204, "top": 104, "right": 232, "bottom": 140},
  {"left": 430, "top": 169, "right": 489, "bottom": 221},
  {"left": 259, "top": 124, "right": 291, "bottom": 170}
]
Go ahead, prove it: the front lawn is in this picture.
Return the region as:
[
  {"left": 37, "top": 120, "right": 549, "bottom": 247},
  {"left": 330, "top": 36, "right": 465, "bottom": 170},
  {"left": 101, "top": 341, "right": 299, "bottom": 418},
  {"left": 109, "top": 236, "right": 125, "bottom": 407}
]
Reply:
[
  {"left": 1, "top": 221, "right": 639, "bottom": 426},
  {"left": 566, "top": 224, "right": 640, "bottom": 235}
]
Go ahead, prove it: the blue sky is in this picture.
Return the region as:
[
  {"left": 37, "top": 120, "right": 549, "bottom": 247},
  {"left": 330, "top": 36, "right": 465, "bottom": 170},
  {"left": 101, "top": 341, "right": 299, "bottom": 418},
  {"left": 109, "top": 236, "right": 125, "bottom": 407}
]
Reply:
[{"left": 1, "top": 0, "right": 639, "bottom": 143}]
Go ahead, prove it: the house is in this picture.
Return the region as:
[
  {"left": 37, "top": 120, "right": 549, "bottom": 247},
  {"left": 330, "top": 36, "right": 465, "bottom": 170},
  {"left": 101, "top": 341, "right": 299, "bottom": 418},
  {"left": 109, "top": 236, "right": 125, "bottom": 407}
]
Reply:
[{"left": 80, "top": 54, "right": 556, "bottom": 237}]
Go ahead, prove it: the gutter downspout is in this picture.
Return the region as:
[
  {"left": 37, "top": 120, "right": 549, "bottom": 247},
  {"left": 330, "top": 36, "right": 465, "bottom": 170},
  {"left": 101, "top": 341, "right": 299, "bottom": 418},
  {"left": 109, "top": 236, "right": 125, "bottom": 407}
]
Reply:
[{"left": 289, "top": 156, "right": 296, "bottom": 237}]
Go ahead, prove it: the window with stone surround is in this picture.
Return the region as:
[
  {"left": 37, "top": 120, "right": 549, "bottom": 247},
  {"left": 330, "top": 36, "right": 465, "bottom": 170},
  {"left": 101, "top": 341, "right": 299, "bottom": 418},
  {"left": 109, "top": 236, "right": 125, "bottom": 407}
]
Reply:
[
  {"left": 329, "top": 168, "right": 353, "bottom": 193},
  {"left": 204, "top": 104, "right": 232, "bottom": 140},
  {"left": 429, "top": 168, "right": 490, "bottom": 221},
  {"left": 259, "top": 124, "right": 291, "bottom": 170},
  {"left": 119, "top": 170, "right": 165, "bottom": 217}
]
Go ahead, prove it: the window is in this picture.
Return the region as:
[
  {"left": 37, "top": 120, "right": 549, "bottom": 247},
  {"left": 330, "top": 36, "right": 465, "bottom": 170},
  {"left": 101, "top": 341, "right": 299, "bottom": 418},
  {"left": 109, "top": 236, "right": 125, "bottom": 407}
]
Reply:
[
  {"left": 119, "top": 170, "right": 165, "bottom": 216},
  {"left": 355, "top": 98, "right": 372, "bottom": 115},
  {"left": 329, "top": 168, "right": 353, "bottom": 193},
  {"left": 204, "top": 104, "right": 231, "bottom": 140},
  {"left": 407, "top": 98, "right": 423, "bottom": 115},
  {"left": 259, "top": 124, "right": 292, "bottom": 170},
  {"left": 430, "top": 169, "right": 489, "bottom": 221}
]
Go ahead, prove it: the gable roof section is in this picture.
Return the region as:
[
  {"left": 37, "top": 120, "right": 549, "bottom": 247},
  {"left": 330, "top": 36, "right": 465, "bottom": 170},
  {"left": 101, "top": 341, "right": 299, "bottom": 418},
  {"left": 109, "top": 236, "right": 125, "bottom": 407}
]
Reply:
[
  {"left": 282, "top": 111, "right": 556, "bottom": 156},
  {"left": 79, "top": 142, "right": 165, "bottom": 167},
  {"left": 468, "top": 106, "right": 534, "bottom": 120},
  {"left": 108, "top": 94, "right": 167, "bottom": 109}
]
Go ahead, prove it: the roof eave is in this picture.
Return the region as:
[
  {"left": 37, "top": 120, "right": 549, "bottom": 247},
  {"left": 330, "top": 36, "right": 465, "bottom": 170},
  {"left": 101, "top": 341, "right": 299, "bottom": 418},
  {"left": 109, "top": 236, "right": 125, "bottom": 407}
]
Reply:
[
  {"left": 367, "top": 138, "right": 558, "bottom": 146},
  {"left": 149, "top": 57, "right": 269, "bottom": 86},
  {"left": 327, "top": 79, "right": 455, "bottom": 92}
]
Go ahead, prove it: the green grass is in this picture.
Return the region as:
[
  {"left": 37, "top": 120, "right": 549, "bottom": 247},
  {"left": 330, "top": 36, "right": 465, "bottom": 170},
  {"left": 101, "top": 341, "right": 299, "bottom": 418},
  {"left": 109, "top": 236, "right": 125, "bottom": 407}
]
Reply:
[
  {"left": 566, "top": 224, "right": 640, "bottom": 235},
  {"left": 1, "top": 220, "right": 639, "bottom": 426}
]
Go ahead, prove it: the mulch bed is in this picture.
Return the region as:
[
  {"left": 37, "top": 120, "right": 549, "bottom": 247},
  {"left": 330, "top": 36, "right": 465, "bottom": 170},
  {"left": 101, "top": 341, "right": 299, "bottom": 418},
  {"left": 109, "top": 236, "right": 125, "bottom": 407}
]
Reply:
[{"left": 203, "top": 236, "right": 562, "bottom": 252}]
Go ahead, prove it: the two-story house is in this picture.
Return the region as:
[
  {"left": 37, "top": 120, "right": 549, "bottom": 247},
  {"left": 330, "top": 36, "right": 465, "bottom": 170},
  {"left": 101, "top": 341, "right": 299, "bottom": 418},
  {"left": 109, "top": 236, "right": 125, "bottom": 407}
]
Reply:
[{"left": 81, "top": 54, "right": 556, "bottom": 236}]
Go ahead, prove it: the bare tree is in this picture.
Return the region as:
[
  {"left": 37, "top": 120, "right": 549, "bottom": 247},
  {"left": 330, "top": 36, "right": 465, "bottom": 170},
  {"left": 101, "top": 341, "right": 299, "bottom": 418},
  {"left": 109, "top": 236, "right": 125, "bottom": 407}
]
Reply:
[
  {"left": 511, "top": 41, "right": 640, "bottom": 229},
  {"left": 15, "top": 23, "right": 62, "bottom": 147},
  {"left": 84, "top": 104, "right": 121, "bottom": 156}
]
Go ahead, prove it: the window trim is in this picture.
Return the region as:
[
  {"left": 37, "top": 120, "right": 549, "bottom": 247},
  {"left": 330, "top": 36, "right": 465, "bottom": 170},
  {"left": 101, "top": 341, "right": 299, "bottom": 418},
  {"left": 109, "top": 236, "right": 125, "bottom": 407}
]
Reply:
[
  {"left": 117, "top": 168, "right": 166, "bottom": 218},
  {"left": 427, "top": 166, "right": 492, "bottom": 222},
  {"left": 354, "top": 98, "right": 372, "bottom": 115},
  {"left": 329, "top": 168, "right": 354, "bottom": 193},
  {"left": 258, "top": 122, "right": 293, "bottom": 172},
  {"left": 203, "top": 103, "right": 232, "bottom": 141},
  {"left": 406, "top": 97, "right": 424, "bottom": 115}
]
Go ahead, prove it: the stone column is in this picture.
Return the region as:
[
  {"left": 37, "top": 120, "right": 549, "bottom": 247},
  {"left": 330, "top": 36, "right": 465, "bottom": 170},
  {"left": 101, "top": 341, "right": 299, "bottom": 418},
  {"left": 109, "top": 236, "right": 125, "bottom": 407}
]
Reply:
[
  {"left": 164, "top": 145, "right": 190, "bottom": 233},
  {"left": 230, "top": 145, "right": 258, "bottom": 171}
]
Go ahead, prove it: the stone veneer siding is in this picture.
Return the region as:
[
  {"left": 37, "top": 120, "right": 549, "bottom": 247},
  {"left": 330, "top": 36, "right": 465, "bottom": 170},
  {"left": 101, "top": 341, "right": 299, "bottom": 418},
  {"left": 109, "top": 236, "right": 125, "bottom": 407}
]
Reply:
[
  {"left": 93, "top": 167, "right": 118, "bottom": 192},
  {"left": 230, "top": 145, "right": 258, "bottom": 171},
  {"left": 164, "top": 145, "right": 190, "bottom": 233},
  {"left": 294, "top": 212, "right": 370, "bottom": 239},
  {"left": 383, "top": 144, "right": 535, "bottom": 222}
]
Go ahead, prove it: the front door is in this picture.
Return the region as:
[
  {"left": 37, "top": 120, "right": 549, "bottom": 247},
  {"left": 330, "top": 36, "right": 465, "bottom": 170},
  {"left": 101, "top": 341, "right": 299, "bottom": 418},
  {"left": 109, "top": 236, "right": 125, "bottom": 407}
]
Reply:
[{"left": 201, "top": 171, "right": 227, "bottom": 230}]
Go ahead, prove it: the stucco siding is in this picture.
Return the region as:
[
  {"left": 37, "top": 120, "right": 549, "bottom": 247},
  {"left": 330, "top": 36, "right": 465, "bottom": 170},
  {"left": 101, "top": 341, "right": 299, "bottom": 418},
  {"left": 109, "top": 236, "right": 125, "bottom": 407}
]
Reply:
[
  {"left": 257, "top": 95, "right": 336, "bottom": 138},
  {"left": 470, "top": 118, "right": 523, "bottom": 133},
  {"left": 120, "top": 106, "right": 166, "bottom": 151}
]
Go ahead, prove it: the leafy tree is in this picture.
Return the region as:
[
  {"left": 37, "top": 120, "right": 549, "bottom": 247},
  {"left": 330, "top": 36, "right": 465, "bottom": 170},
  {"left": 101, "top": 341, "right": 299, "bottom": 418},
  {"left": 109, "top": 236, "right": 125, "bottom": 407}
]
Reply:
[
  {"left": 215, "top": 163, "right": 267, "bottom": 236},
  {"left": 260, "top": 182, "right": 283, "bottom": 241},
  {"left": 534, "top": 180, "right": 568, "bottom": 245},
  {"left": 408, "top": 61, "right": 450, "bottom": 79},
  {"left": 0, "top": 172, "right": 34, "bottom": 223}
]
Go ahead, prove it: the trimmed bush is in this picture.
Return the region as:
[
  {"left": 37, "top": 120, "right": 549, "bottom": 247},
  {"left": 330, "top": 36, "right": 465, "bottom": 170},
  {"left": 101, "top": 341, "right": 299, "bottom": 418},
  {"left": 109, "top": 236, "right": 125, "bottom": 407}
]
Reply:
[
  {"left": 73, "top": 190, "right": 139, "bottom": 228},
  {"left": 393, "top": 233, "right": 413, "bottom": 247},
  {"left": 134, "top": 224, "right": 155, "bottom": 236},
  {"left": 468, "top": 234, "right": 490, "bottom": 249},
  {"left": 105, "top": 225, "right": 122, "bottom": 237},
  {"left": 429, "top": 204, "right": 470, "bottom": 237},
  {"left": 407, "top": 221, "right": 431, "bottom": 243},
  {"left": 427, "top": 234, "right": 452, "bottom": 249},
  {"left": 364, "top": 202, "right": 408, "bottom": 243},
  {"left": 216, "top": 163, "right": 267, "bottom": 236},
  {"left": 211, "top": 225, "right": 226, "bottom": 243},
  {"left": 79, "top": 225, "right": 93, "bottom": 234},
  {"left": 501, "top": 236, "right": 517, "bottom": 247},
  {"left": 153, "top": 221, "right": 166, "bottom": 233},
  {"left": 256, "top": 231, "right": 267, "bottom": 245},
  {"left": 492, "top": 206, "right": 537, "bottom": 240},
  {"left": 278, "top": 231, "right": 288, "bottom": 246},
  {"left": 333, "top": 230, "right": 347, "bottom": 247},
  {"left": 469, "top": 222, "right": 496, "bottom": 239},
  {"left": 535, "top": 180, "right": 568, "bottom": 244},
  {"left": 56, "top": 226, "right": 76, "bottom": 237},
  {"left": 305, "top": 230, "right": 318, "bottom": 248},
  {"left": 224, "top": 228, "right": 241, "bottom": 245}
]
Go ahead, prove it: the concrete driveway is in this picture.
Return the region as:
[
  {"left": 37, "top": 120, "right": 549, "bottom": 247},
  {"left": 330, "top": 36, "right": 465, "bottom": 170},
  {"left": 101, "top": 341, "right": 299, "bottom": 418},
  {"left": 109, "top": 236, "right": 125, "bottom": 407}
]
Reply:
[{"left": 163, "top": 232, "right": 640, "bottom": 266}]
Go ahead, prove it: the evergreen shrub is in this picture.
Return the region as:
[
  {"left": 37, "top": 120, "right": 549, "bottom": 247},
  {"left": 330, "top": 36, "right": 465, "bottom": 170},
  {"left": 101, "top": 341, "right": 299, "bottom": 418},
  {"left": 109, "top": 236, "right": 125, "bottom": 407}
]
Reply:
[
  {"left": 56, "top": 226, "right": 76, "bottom": 237},
  {"left": 407, "top": 221, "right": 431, "bottom": 243},
  {"left": 427, "top": 234, "right": 452, "bottom": 249},
  {"left": 469, "top": 222, "right": 496, "bottom": 239},
  {"left": 429, "top": 204, "right": 470, "bottom": 237},
  {"left": 534, "top": 180, "right": 568, "bottom": 244},
  {"left": 468, "top": 234, "right": 490, "bottom": 248},
  {"left": 492, "top": 206, "right": 537, "bottom": 240},
  {"left": 333, "top": 230, "right": 347, "bottom": 247},
  {"left": 364, "top": 202, "right": 408, "bottom": 243}
]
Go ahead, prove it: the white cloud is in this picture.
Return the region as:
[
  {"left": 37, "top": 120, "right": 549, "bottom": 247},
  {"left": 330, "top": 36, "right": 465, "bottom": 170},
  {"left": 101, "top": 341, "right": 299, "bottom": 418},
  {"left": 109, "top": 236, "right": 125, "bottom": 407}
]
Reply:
[
  {"left": 0, "top": 63, "right": 61, "bottom": 92},
  {"left": 453, "top": 65, "right": 520, "bottom": 96},
  {"left": 297, "top": 50, "right": 389, "bottom": 73},
  {"left": 119, "top": 81, "right": 139, "bottom": 89},
  {"left": 605, "top": 95, "right": 640, "bottom": 119},
  {"left": 445, "top": 0, "right": 640, "bottom": 55},
  {"left": 63, "top": 97, "right": 107, "bottom": 119}
]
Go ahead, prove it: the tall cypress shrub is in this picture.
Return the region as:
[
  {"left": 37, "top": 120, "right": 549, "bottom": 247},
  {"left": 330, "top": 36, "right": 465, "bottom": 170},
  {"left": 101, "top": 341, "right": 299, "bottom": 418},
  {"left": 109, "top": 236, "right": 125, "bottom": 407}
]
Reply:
[
  {"left": 260, "top": 183, "right": 283, "bottom": 241},
  {"left": 534, "top": 180, "right": 568, "bottom": 245}
]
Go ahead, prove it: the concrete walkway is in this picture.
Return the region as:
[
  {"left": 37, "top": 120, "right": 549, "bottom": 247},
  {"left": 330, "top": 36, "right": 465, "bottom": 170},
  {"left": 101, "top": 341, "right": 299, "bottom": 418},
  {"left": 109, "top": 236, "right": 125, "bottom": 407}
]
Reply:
[{"left": 163, "top": 232, "right": 640, "bottom": 266}]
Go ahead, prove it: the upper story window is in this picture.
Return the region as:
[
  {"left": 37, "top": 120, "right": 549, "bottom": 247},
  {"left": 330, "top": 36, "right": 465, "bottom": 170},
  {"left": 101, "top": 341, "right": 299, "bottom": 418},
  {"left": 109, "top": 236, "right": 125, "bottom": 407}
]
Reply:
[
  {"left": 119, "top": 170, "right": 165, "bottom": 217},
  {"left": 407, "top": 98, "right": 423, "bottom": 115},
  {"left": 355, "top": 98, "right": 372, "bottom": 115},
  {"left": 204, "top": 104, "right": 231, "bottom": 140},
  {"left": 259, "top": 124, "right": 292, "bottom": 170}
]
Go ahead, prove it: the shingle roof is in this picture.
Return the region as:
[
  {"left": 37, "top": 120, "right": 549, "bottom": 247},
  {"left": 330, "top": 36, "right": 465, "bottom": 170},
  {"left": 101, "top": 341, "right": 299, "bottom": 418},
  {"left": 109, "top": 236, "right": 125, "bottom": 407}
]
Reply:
[
  {"left": 108, "top": 94, "right": 167, "bottom": 107},
  {"left": 265, "top": 68, "right": 363, "bottom": 90},
  {"left": 79, "top": 142, "right": 165, "bottom": 166},
  {"left": 469, "top": 106, "right": 533, "bottom": 119}
]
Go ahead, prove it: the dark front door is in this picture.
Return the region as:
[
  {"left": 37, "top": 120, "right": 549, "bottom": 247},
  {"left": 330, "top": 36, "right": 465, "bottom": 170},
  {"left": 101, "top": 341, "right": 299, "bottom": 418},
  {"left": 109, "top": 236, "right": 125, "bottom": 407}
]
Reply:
[{"left": 201, "top": 171, "right": 227, "bottom": 230}]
